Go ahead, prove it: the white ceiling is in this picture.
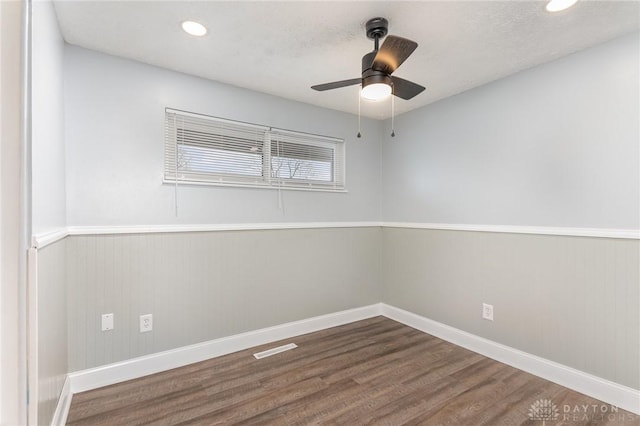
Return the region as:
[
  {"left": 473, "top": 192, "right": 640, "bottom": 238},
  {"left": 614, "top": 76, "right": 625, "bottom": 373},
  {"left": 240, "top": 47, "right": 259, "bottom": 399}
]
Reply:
[{"left": 52, "top": 1, "right": 639, "bottom": 119}]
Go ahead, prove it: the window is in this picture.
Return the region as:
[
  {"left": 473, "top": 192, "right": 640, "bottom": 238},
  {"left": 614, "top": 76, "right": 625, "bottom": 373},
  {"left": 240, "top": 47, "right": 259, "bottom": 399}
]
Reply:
[{"left": 165, "top": 109, "right": 345, "bottom": 191}]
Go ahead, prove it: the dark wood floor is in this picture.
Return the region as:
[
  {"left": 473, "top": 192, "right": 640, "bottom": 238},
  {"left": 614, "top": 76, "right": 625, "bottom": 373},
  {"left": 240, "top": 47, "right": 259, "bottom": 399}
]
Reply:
[{"left": 67, "top": 317, "right": 639, "bottom": 425}]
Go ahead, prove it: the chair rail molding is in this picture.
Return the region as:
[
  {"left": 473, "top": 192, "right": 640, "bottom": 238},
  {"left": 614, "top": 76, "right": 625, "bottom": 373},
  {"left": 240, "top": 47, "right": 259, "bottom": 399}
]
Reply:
[{"left": 32, "top": 222, "right": 639, "bottom": 248}]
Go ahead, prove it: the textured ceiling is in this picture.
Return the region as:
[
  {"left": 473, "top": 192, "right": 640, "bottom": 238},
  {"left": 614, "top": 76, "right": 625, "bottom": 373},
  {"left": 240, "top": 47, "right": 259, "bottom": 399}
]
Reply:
[{"left": 52, "top": 1, "right": 639, "bottom": 119}]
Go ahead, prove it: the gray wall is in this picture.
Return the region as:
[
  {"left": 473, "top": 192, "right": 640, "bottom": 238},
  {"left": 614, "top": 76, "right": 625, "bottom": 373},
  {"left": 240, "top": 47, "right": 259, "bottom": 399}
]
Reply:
[
  {"left": 64, "top": 46, "right": 383, "bottom": 226},
  {"left": 382, "top": 33, "right": 639, "bottom": 229},
  {"left": 382, "top": 228, "right": 639, "bottom": 389},
  {"left": 379, "top": 33, "right": 640, "bottom": 391},
  {"left": 60, "top": 46, "right": 386, "bottom": 374},
  {"left": 32, "top": 0, "right": 66, "bottom": 234},
  {"left": 66, "top": 227, "right": 381, "bottom": 372},
  {"left": 36, "top": 240, "right": 67, "bottom": 425},
  {"left": 32, "top": 2, "right": 69, "bottom": 424}
]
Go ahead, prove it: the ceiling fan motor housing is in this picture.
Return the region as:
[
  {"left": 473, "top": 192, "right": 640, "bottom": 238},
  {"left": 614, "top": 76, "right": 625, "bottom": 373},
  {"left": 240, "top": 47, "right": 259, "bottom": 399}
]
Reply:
[
  {"left": 362, "top": 50, "right": 391, "bottom": 89},
  {"left": 361, "top": 50, "right": 377, "bottom": 73},
  {"left": 362, "top": 69, "right": 392, "bottom": 90}
]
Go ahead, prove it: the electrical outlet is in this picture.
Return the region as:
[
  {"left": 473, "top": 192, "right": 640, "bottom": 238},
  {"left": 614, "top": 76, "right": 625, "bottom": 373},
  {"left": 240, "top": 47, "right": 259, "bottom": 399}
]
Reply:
[
  {"left": 140, "top": 314, "right": 153, "bottom": 333},
  {"left": 101, "top": 313, "right": 114, "bottom": 331},
  {"left": 482, "top": 303, "right": 494, "bottom": 321}
]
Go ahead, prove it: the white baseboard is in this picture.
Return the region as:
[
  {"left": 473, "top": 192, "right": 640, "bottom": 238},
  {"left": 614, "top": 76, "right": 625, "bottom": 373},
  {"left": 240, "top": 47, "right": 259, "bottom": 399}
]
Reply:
[
  {"left": 68, "top": 303, "right": 382, "bottom": 394},
  {"left": 380, "top": 303, "right": 640, "bottom": 415},
  {"left": 50, "top": 376, "right": 71, "bottom": 426},
  {"left": 58, "top": 303, "right": 639, "bottom": 418}
]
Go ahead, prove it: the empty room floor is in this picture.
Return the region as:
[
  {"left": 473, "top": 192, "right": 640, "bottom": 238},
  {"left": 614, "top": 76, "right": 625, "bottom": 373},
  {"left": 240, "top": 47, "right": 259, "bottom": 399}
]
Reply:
[{"left": 66, "top": 317, "right": 639, "bottom": 425}]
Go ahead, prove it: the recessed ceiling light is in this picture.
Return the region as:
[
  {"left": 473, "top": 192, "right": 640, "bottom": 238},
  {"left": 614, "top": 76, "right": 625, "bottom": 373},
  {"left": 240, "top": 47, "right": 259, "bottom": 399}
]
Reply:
[
  {"left": 181, "top": 21, "right": 207, "bottom": 37},
  {"left": 546, "top": 0, "right": 579, "bottom": 12}
]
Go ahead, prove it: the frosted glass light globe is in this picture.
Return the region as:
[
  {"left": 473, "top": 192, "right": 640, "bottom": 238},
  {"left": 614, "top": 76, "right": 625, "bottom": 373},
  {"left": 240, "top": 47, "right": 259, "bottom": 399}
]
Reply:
[{"left": 361, "top": 83, "right": 392, "bottom": 101}]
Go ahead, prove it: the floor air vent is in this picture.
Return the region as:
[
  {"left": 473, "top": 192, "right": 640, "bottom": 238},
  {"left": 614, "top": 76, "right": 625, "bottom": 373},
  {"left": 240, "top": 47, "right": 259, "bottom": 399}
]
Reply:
[{"left": 253, "top": 343, "right": 298, "bottom": 359}]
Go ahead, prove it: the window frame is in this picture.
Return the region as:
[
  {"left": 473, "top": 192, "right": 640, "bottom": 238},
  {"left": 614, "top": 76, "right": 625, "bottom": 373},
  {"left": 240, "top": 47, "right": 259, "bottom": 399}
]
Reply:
[{"left": 164, "top": 108, "right": 346, "bottom": 192}]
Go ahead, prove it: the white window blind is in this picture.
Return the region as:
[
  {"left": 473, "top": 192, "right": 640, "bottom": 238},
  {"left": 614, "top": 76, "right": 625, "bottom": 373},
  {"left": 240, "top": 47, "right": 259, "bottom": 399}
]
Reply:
[{"left": 165, "top": 109, "right": 346, "bottom": 191}]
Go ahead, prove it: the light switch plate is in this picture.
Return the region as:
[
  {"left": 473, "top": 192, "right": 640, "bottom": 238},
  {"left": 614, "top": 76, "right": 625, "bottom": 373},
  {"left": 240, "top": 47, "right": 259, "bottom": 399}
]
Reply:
[{"left": 101, "top": 313, "right": 114, "bottom": 331}]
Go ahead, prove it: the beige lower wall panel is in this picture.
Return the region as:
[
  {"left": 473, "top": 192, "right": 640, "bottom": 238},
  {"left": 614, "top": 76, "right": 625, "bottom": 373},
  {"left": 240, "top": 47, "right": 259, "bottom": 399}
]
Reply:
[
  {"left": 382, "top": 227, "right": 640, "bottom": 389},
  {"left": 66, "top": 227, "right": 382, "bottom": 372},
  {"left": 37, "top": 239, "right": 68, "bottom": 425}
]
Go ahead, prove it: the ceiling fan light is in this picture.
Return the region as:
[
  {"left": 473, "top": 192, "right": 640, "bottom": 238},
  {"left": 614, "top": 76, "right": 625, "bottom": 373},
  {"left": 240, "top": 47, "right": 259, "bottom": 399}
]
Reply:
[
  {"left": 361, "top": 83, "right": 392, "bottom": 101},
  {"left": 546, "top": 0, "right": 579, "bottom": 12},
  {"left": 181, "top": 21, "right": 207, "bottom": 37}
]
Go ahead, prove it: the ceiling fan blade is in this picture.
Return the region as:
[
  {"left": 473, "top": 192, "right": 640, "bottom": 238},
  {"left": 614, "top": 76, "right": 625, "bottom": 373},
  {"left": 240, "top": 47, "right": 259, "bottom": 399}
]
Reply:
[
  {"left": 311, "top": 78, "right": 361, "bottom": 91},
  {"left": 372, "top": 35, "right": 418, "bottom": 75},
  {"left": 391, "top": 76, "right": 425, "bottom": 100}
]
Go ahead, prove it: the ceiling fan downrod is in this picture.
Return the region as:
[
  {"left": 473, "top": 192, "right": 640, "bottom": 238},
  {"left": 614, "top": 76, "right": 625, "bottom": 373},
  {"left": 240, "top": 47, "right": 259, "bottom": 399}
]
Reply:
[{"left": 366, "top": 17, "right": 388, "bottom": 51}]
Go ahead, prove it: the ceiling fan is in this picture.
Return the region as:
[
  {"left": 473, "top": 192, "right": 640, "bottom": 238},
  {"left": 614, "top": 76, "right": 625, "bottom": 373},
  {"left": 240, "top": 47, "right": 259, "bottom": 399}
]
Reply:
[{"left": 311, "top": 17, "right": 425, "bottom": 101}]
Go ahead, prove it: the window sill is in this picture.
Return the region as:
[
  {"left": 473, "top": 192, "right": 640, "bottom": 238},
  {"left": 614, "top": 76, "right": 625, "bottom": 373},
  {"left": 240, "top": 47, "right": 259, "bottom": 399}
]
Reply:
[{"left": 162, "top": 178, "right": 348, "bottom": 193}]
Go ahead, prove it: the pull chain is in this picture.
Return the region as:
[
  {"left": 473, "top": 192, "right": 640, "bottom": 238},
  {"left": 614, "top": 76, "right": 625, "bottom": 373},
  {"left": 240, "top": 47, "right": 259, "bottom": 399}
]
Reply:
[
  {"left": 391, "top": 87, "right": 396, "bottom": 137},
  {"left": 276, "top": 136, "right": 284, "bottom": 212},
  {"left": 357, "top": 90, "right": 362, "bottom": 138}
]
